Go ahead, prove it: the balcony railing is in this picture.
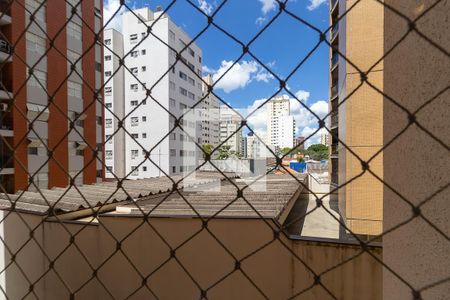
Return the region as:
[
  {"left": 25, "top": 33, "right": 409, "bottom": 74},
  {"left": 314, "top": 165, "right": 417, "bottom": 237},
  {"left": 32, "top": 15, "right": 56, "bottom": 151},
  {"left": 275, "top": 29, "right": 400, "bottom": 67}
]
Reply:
[
  {"left": 331, "top": 23, "right": 339, "bottom": 41},
  {"left": 331, "top": 53, "right": 339, "bottom": 69},
  {"left": 331, "top": 84, "right": 338, "bottom": 99},
  {"left": 0, "top": 39, "right": 10, "bottom": 54},
  {"left": 331, "top": 111, "right": 338, "bottom": 128}
]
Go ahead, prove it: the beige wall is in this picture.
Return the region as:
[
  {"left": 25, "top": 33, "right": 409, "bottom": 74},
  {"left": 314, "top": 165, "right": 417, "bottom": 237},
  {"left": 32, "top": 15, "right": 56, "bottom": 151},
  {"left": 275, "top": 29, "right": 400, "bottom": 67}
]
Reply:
[
  {"left": 338, "top": 0, "right": 384, "bottom": 235},
  {"left": 383, "top": 0, "right": 450, "bottom": 299},
  {"left": 1, "top": 213, "right": 382, "bottom": 299}
]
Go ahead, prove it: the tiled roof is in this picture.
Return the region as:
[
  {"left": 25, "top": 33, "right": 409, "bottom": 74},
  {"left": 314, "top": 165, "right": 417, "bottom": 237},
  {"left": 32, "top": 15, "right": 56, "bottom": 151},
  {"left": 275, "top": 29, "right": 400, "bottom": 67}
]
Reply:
[{"left": 0, "top": 172, "right": 237, "bottom": 215}]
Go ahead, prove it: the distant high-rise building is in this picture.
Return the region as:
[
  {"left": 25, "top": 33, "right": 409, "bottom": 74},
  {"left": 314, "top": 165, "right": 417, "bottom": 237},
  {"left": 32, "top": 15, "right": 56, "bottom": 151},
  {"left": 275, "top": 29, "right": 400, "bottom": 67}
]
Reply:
[
  {"left": 200, "top": 74, "right": 220, "bottom": 148},
  {"left": 320, "top": 132, "right": 330, "bottom": 147},
  {"left": 294, "top": 136, "right": 305, "bottom": 150},
  {"left": 219, "top": 106, "right": 242, "bottom": 155},
  {"left": 266, "top": 96, "right": 295, "bottom": 150},
  {"left": 246, "top": 133, "right": 266, "bottom": 159},
  {"left": 104, "top": 8, "right": 203, "bottom": 178},
  {"left": 0, "top": 0, "right": 104, "bottom": 193},
  {"left": 329, "top": 0, "right": 384, "bottom": 236}
]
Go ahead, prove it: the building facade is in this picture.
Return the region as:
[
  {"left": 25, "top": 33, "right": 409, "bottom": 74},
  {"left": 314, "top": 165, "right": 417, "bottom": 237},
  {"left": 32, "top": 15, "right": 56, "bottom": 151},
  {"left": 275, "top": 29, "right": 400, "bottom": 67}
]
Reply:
[
  {"left": 320, "top": 132, "right": 330, "bottom": 146},
  {"left": 104, "top": 7, "right": 202, "bottom": 179},
  {"left": 266, "top": 96, "right": 295, "bottom": 151},
  {"left": 0, "top": 0, "right": 104, "bottom": 193},
  {"left": 200, "top": 74, "right": 220, "bottom": 148},
  {"left": 219, "top": 106, "right": 242, "bottom": 155},
  {"left": 329, "top": 0, "right": 384, "bottom": 235}
]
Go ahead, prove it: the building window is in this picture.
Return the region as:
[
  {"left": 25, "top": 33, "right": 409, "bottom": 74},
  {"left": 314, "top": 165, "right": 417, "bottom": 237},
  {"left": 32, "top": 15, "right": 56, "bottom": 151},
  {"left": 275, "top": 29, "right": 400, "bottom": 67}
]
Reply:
[
  {"left": 105, "top": 71, "right": 112, "bottom": 77},
  {"left": 142, "top": 133, "right": 147, "bottom": 138},
  {"left": 179, "top": 103, "right": 187, "bottom": 110},
  {"left": 96, "top": 116, "right": 102, "bottom": 125},
  {"left": 131, "top": 166, "right": 138, "bottom": 176},
  {"left": 28, "top": 147, "right": 38, "bottom": 155},
  {"left": 105, "top": 86, "right": 112, "bottom": 95},
  {"left": 105, "top": 55, "right": 111, "bottom": 61},
  {"left": 130, "top": 117, "right": 138, "bottom": 127},
  {"left": 26, "top": 32, "right": 46, "bottom": 55},
  {"left": 170, "top": 149, "right": 176, "bottom": 157},
  {"left": 105, "top": 150, "right": 112, "bottom": 159},
  {"left": 76, "top": 149, "right": 84, "bottom": 156},
  {"left": 180, "top": 87, "right": 188, "bottom": 96},
  {"left": 131, "top": 51, "right": 138, "bottom": 58},
  {"left": 143, "top": 166, "right": 147, "bottom": 171},
  {"left": 105, "top": 118, "right": 112, "bottom": 128},
  {"left": 169, "top": 30, "right": 175, "bottom": 41},
  {"left": 141, "top": 49, "right": 146, "bottom": 55},
  {"left": 172, "top": 166, "right": 176, "bottom": 173},
  {"left": 130, "top": 34, "right": 138, "bottom": 43},
  {"left": 104, "top": 39, "right": 111, "bottom": 45},
  {"left": 131, "top": 133, "right": 138, "bottom": 139},
  {"left": 131, "top": 67, "right": 138, "bottom": 75},
  {"left": 170, "top": 133, "right": 176, "bottom": 140},
  {"left": 106, "top": 103, "right": 112, "bottom": 109},
  {"left": 170, "top": 98, "right": 176, "bottom": 107},
  {"left": 67, "top": 21, "right": 82, "bottom": 40},
  {"left": 188, "top": 92, "right": 195, "bottom": 100},
  {"left": 130, "top": 100, "right": 138, "bottom": 106},
  {"left": 179, "top": 71, "right": 187, "bottom": 80},
  {"left": 169, "top": 81, "right": 176, "bottom": 91},
  {"left": 188, "top": 47, "right": 195, "bottom": 57},
  {"left": 142, "top": 99, "right": 147, "bottom": 105},
  {"left": 68, "top": 81, "right": 82, "bottom": 98},
  {"left": 27, "top": 69, "right": 47, "bottom": 87},
  {"left": 142, "top": 116, "right": 147, "bottom": 122},
  {"left": 67, "top": 50, "right": 82, "bottom": 71},
  {"left": 130, "top": 84, "right": 138, "bottom": 91},
  {"left": 106, "top": 135, "right": 112, "bottom": 144},
  {"left": 188, "top": 77, "right": 195, "bottom": 86},
  {"left": 141, "top": 66, "right": 146, "bottom": 72},
  {"left": 131, "top": 150, "right": 138, "bottom": 159}
]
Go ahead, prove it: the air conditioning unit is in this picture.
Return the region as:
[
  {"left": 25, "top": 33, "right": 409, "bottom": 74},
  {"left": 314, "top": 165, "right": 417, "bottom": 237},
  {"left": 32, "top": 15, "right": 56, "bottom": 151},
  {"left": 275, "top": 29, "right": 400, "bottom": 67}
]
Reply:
[{"left": 0, "top": 103, "right": 8, "bottom": 112}]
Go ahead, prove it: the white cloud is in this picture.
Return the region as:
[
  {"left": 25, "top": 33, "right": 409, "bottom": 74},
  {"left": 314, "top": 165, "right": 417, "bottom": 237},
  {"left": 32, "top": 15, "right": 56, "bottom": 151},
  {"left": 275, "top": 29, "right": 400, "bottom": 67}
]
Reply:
[
  {"left": 202, "top": 65, "right": 215, "bottom": 74},
  {"left": 103, "top": 0, "right": 123, "bottom": 31},
  {"left": 295, "top": 90, "right": 310, "bottom": 102},
  {"left": 198, "top": 0, "right": 214, "bottom": 15},
  {"left": 258, "top": 0, "right": 277, "bottom": 14},
  {"left": 255, "top": 16, "right": 267, "bottom": 26},
  {"left": 211, "top": 60, "right": 275, "bottom": 93},
  {"left": 307, "top": 0, "right": 327, "bottom": 11},
  {"left": 310, "top": 100, "right": 328, "bottom": 117}
]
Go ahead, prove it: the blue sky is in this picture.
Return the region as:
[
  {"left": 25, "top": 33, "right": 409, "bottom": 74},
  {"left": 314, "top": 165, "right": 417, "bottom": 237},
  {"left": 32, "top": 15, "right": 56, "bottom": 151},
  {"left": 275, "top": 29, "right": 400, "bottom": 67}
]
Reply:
[{"left": 104, "top": 0, "right": 330, "bottom": 143}]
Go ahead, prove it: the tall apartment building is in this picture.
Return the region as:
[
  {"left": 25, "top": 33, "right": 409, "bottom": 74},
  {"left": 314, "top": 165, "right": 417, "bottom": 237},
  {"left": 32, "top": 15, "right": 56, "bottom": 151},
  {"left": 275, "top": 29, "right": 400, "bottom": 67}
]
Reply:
[
  {"left": 329, "top": 0, "right": 384, "bottom": 236},
  {"left": 219, "top": 106, "right": 242, "bottom": 155},
  {"left": 104, "top": 7, "right": 202, "bottom": 179},
  {"left": 266, "top": 96, "right": 295, "bottom": 151},
  {"left": 200, "top": 74, "right": 220, "bottom": 147},
  {"left": 320, "top": 132, "right": 330, "bottom": 146},
  {"left": 246, "top": 132, "right": 266, "bottom": 159},
  {"left": 0, "top": 0, "right": 104, "bottom": 193},
  {"left": 104, "top": 29, "right": 125, "bottom": 179}
]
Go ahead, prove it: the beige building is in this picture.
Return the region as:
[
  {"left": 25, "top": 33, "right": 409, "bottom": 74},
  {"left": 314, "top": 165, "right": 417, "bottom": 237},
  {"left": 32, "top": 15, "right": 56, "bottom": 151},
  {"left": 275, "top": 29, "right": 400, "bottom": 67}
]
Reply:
[{"left": 329, "top": 0, "right": 384, "bottom": 236}]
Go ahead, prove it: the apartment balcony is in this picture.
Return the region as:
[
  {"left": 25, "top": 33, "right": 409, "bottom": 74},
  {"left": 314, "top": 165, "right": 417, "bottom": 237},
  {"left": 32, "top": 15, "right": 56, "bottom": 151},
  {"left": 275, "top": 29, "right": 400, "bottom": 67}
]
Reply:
[
  {"left": 330, "top": 0, "right": 338, "bottom": 12},
  {"left": 331, "top": 23, "right": 339, "bottom": 42},
  {"left": 331, "top": 143, "right": 338, "bottom": 156},
  {"left": 331, "top": 111, "right": 338, "bottom": 128},
  {"left": 331, "top": 53, "right": 339, "bottom": 70},
  {"left": 0, "top": 143, "right": 14, "bottom": 175},
  {"left": 0, "top": 0, "right": 12, "bottom": 26},
  {"left": 0, "top": 38, "right": 12, "bottom": 63},
  {"left": 330, "top": 84, "right": 338, "bottom": 100}
]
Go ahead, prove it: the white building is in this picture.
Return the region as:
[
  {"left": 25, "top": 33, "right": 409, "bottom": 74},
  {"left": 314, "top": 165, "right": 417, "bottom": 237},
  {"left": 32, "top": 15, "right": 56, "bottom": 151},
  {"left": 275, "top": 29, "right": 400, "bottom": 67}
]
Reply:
[
  {"left": 104, "top": 29, "right": 126, "bottom": 179},
  {"left": 246, "top": 133, "right": 267, "bottom": 159},
  {"left": 219, "top": 106, "right": 242, "bottom": 155},
  {"left": 267, "top": 96, "right": 295, "bottom": 150},
  {"left": 320, "top": 132, "right": 330, "bottom": 147},
  {"left": 200, "top": 74, "right": 220, "bottom": 148},
  {"left": 104, "top": 7, "right": 203, "bottom": 178}
]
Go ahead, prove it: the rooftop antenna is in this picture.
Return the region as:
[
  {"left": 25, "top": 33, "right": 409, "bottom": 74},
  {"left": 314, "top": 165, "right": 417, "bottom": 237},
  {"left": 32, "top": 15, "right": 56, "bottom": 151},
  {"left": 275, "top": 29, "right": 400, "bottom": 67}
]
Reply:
[{"left": 156, "top": 5, "right": 162, "bottom": 12}]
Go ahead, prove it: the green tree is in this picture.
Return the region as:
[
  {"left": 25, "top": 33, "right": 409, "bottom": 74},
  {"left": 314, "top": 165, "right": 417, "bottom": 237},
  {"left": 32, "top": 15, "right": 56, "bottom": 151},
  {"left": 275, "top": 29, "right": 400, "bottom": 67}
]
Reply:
[
  {"left": 218, "top": 145, "right": 231, "bottom": 160},
  {"left": 306, "top": 144, "right": 329, "bottom": 161},
  {"left": 202, "top": 143, "right": 214, "bottom": 158},
  {"left": 280, "top": 147, "right": 292, "bottom": 157}
]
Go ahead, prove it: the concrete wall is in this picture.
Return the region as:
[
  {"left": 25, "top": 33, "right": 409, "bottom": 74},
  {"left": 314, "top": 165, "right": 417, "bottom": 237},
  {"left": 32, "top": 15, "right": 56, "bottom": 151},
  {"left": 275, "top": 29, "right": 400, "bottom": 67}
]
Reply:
[
  {"left": 383, "top": 1, "right": 450, "bottom": 299},
  {"left": 0, "top": 212, "right": 382, "bottom": 299}
]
